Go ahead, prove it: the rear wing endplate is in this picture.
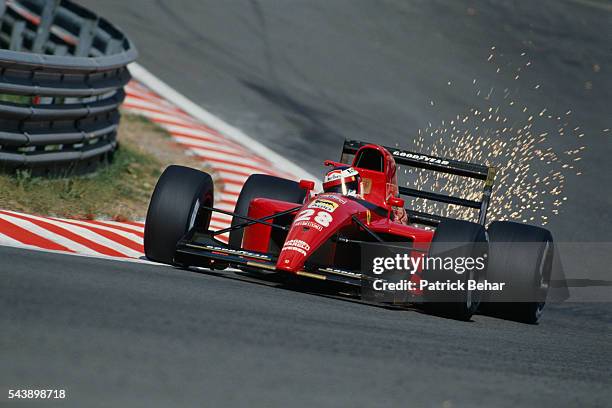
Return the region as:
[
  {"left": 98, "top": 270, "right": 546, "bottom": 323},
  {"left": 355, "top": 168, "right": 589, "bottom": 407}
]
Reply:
[{"left": 341, "top": 139, "right": 496, "bottom": 225}]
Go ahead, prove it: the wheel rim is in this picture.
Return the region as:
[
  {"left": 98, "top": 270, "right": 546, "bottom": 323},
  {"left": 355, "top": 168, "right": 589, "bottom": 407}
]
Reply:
[
  {"left": 188, "top": 198, "right": 201, "bottom": 231},
  {"left": 536, "top": 241, "right": 553, "bottom": 300},
  {"left": 466, "top": 268, "right": 474, "bottom": 309},
  {"left": 188, "top": 192, "right": 213, "bottom": 232},
  {"left": 465, "top": 254, "right": 485, "bottom": 310},
  {"left": 534, "top": 302, "right": 545, "bottom": 319},
  {"left": 533, "top": 241, "right": 553, "bottom": 320}
]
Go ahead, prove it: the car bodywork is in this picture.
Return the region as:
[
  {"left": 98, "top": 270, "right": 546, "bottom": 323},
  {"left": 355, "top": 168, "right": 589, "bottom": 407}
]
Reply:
[{"left": 174, "top": 140, "right": 497, "bottom": 289}]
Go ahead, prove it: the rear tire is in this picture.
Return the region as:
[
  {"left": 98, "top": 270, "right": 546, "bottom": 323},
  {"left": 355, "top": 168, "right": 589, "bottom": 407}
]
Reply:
[
  {"left": 229, "top": 174, "right": 306, "bottom": 249},
  {"left": 422, "top": 219, "right": 488, "bottom": 321},
  {"left": 481, "top": 221, "right": 553, "bottom": 324},
  {"left": 144, "top": 165, "right": 214, "bottom": 265}
]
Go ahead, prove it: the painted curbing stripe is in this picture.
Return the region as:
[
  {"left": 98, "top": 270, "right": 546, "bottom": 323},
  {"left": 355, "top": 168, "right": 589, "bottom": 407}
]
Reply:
[
  {"left": 192, "top": 156, "right": 286, "bottom": 177},
  {"left": 52, "top": 218, "right": 144, "bottom": 252},
  {"left": 122, "top": 107, "right": 201, "bottom": 128},
  {"left": 125, "top": 83, "right": 164, "bottom": 100},
  {"left": 161, "top": 125, "right": 227, "bottom": 142},
  {"left": 165, "top": 131, "right": 232, "bottom": 146},
  {"left": 220, "top": 183, "right": 243, "bottom": 194},
  {"left": 0, "top": 213, "right": 100, "bottom": 255},
  {"left": 219, "top": 178, "right": 248, "bottom": 186},
  {"left": 0, "top": 217, "right": 74, "bottom": 252},
  {"left": 182, "top": 147, "right": 271, "bottom": 168},
  {"left": 50, "top": 217, "right": 144, "bottom": 240},
  {"left": 0, "top": 231, "right": 45, "bottom": 250},
  {"left": 122, "top": 96, "right": 191, "bottom": 117},
  {"left": 195, "top": 161, "right": 272, "bottom": 177},
  {"left": 0, "top": 211, "right": 131, "bottom": 258},
  {"left": 78, "top": 220, "right": 144, "bottom": 237},
  {"left": 160, "top": 122, "right": 226, "bottom": 139},
  {"left": 174, "top": 142, "right": 265, "bottom": 164},
  {"left": 125, "top": 109, "right": 209, "bottom": 129},
  {"left": 217, "top": 196, "right": 239, "bottom": 206},
  {"left": 171, "top": 136, "right": 253, "bottom": 155},
  {"left": 212, "top": 214, "right": 233, "bottom": 224},
  {"left": 215, "top": 171, "right": 250, "bottom": 181},
  {"left": 121, "top": 221, "right": 145, "bottom": 227}
]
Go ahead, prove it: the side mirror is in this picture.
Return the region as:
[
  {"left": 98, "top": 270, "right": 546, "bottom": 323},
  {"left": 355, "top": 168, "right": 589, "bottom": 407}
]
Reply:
[
  {"left": 388, "top": 197, "right": 404, "bottom": 208},
  {"left": 299, "top": 179, "right": 315, "bottom": 191}
]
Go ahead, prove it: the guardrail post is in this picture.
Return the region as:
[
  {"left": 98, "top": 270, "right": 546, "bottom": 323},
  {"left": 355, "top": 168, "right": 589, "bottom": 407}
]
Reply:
[{"left": 32, "top": 0, "right": 61, "bottom": 53}]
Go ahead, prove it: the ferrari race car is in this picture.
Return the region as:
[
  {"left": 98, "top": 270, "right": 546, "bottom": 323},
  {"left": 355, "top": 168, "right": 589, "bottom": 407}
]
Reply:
[{"left": 143, "top": 140, "right": 554, "bottom": 323}]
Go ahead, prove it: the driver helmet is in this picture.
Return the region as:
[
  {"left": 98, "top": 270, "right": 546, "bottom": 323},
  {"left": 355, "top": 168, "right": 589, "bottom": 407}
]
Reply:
[{"left": 323, "top": 166, "right": 361, "bottom": 196}]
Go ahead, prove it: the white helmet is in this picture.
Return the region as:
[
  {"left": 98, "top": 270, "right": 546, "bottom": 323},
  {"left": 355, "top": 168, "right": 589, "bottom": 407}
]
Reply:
[{"left": 323, "top": 166, "right": 361, "bottom": 196}]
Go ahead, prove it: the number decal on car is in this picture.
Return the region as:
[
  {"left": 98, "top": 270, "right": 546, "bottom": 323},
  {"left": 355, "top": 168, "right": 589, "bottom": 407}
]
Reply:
[
  {"left": 314, "top": 211, "right": 332, "bottom": 227},
  {"left": 294, "top": 209, "right": 315, "bottom": 223},
  {"left": 294, "top": 209, "right": 333, "bottom": 228}
]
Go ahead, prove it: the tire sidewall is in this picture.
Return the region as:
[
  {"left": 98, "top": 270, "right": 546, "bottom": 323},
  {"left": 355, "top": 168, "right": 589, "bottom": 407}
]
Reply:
[
  {"left": 483, "top": 221, "right": 554, "bottom": 323},
  {"left": 144, "top": 165, "right": 214, "bottom": 264},
  {"left": 423, "top": 219, "right": 488, "bottom": 320},
  {"left": 229, "top": 174, "right": 306, "bottom": 249}
]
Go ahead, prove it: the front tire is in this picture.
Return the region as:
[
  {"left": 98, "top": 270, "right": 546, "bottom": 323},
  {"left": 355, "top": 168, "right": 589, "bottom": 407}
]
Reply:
[
  {"left": 481, "top": 221, "right": 553, "bottom": 324},
  {"left": 422, "top": 219, "right": 488, "bottom": 321},
  {"left": 144, "top": 165, "right": 214, "bottom": 265}
]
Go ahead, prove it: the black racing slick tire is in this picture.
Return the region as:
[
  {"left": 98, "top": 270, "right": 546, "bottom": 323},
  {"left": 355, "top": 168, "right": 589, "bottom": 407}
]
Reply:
[
  {"left": 229, "top": 174, "right": 306, "bottom": 249},
  {"left": 481, "top": 221, "right": 554, "bottom": 324},
  {"left": 422, "top": 219, "right": 488, "bottom": 321},
  {"left": 144, "top": 165, "right": 214, "bottom": 265}
]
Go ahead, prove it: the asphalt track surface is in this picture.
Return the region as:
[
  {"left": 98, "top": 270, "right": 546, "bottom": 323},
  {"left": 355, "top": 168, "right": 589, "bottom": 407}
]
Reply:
[
  {"left": 2, "top": 246, "right": 611, "bottom": 407},
  {"left": 3, "top": 1, "right": 612, "bottom": 407}
]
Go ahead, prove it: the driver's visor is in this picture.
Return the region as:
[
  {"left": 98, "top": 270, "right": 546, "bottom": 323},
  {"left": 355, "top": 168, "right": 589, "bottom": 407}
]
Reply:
[{"left": 324, "top": 175, "right": 359, "bottom": 195}]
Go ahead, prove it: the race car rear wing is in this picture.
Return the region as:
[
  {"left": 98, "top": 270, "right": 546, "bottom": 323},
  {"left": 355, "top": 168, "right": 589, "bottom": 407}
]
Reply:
[{"left": 340, "top": 139, "right": 497, "bottom": 225}]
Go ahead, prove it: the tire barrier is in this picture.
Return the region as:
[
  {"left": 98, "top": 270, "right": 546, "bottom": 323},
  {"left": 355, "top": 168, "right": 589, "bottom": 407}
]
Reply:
[{"left": 0, "top": 0, "right": 137, "bottom": 175}]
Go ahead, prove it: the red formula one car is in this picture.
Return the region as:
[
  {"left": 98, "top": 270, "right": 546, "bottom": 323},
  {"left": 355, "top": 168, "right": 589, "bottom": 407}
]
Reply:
[{"left": 144, "top": 140, "right": 554, "bottom": 323}]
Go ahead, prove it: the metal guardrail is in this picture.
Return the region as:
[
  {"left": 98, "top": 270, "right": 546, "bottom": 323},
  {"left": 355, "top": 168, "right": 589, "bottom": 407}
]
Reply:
[{"left": 0, "top": 0, "right": 137, "bottom": 175}]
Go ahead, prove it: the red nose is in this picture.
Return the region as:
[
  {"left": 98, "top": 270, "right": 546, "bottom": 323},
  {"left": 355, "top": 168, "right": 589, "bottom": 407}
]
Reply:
[{"left": 276, "top": 243, "right": 310, "bottom": 273}]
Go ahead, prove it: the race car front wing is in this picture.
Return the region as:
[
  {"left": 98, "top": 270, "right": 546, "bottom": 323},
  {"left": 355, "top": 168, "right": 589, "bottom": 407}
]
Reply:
[{"left": 175, "top": 228, "right": 366, "bottom": 287}]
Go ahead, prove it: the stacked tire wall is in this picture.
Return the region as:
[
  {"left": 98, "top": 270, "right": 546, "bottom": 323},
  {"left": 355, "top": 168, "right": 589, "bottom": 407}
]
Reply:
[{"left": 0, "top": 0, "right": 137, "bottom": 175}]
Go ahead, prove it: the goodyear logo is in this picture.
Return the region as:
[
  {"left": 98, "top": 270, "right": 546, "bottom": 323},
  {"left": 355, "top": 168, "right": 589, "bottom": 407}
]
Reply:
[
  {"left": 204, "top": 245, "right": 270, "bottom": 259},
  {"left": 308, "top": 199, "right": 339, "bottom": 212},
  {"left": 392, "top": 150, "right": 449, "bottom": 166}
]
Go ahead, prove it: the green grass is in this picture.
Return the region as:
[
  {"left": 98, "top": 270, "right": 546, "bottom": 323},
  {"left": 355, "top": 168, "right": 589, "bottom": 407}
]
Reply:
[
  {"left": 0, "top": 94, "right": 32, "bottom": 104},
  {"left": 0, "top": 133, "right": 161, "bottom": 221}
]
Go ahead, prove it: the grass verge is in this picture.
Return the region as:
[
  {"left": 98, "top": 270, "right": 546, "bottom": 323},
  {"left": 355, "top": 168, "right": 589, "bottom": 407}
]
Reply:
[{"left": 0, "top": 113, "right": 209, "bottom": 221}]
